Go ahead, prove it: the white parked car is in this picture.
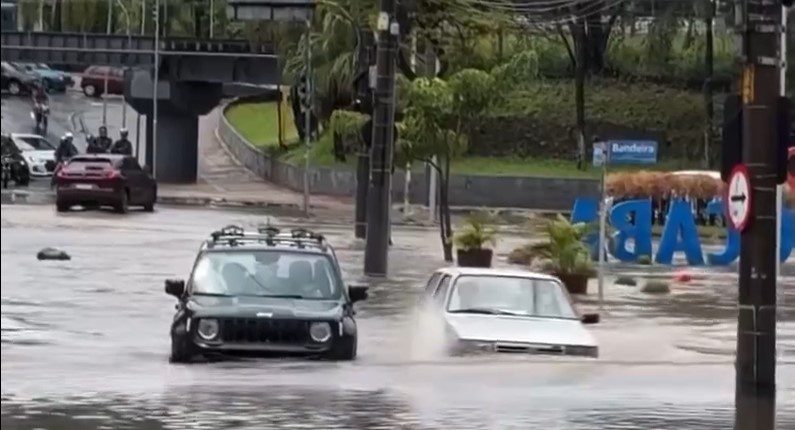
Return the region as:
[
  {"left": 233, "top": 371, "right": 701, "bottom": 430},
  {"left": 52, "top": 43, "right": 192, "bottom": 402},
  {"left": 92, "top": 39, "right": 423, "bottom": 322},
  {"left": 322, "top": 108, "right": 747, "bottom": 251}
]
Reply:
[
  {"left": 9, "top": 133, "right": 57, "bottom": 177},
  {"left": 420, "top": 267, "right": 599, "bottom": 357}
]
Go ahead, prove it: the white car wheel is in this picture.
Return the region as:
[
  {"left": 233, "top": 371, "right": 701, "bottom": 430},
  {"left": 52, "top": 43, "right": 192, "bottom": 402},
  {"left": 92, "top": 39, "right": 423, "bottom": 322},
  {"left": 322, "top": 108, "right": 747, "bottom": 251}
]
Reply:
[{"left": 83, "top": 84, "right": 96, "bottom": 97}]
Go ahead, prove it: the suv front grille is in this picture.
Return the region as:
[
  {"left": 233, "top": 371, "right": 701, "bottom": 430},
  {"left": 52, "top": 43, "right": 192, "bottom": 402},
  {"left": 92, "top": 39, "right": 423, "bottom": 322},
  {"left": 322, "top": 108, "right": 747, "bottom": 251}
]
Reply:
[{"left": 219, "top": 318, "right": 310, "bottom": 344}]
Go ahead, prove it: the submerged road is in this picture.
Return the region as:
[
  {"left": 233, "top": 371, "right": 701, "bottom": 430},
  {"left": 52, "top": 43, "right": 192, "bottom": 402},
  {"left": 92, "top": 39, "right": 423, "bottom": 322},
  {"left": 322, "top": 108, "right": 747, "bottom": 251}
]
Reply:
[{"left": 2, "top": 204, "right": 795, "bottom": 429}]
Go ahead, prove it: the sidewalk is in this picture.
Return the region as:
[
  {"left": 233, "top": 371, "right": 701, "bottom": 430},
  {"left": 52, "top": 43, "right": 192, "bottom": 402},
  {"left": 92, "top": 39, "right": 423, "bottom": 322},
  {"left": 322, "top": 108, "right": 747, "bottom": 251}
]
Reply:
[{"left": 186, "top": 106, "right": 354, "bottom": 217}]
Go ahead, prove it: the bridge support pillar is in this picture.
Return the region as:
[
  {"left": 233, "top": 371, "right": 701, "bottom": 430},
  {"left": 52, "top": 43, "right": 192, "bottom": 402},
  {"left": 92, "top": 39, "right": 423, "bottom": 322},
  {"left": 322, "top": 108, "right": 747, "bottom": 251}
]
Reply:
[{"left": 125, "top": 68, "right": 222, "bottom": 183}]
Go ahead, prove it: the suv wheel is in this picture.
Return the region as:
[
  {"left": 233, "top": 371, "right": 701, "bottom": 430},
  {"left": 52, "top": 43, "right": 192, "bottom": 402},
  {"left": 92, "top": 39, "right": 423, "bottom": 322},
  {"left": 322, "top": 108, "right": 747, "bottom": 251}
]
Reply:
[
  {"left": 8, "top": 80, "right": 21, "bottom": 95},
  {"left": 169, "top": 336, "right": 195, "bottom": 364},
  {"left": 328, "top": 334, "right": 357, "bottom": 361},
  {"left": 143, "top": 186, "right": 156, "bottom": 212},
  {"left": 83, "top": 84, "right": 97, "bottom": 97},
  {"left": 114, "top": 190, "right": 129, "bottom": 214},
  {"left": 56, "top": 201, "right": 70, "bottom": 212}
]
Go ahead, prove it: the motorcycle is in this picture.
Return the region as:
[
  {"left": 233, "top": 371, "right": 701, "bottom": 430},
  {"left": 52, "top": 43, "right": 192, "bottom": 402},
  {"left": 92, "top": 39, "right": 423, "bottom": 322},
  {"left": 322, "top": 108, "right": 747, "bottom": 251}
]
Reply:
[
  {"left": 1, "top": 155, "right": 30, "bottom": 189},
  {"left": 30, "top": 104, "right": 49, "bottom": 135}
]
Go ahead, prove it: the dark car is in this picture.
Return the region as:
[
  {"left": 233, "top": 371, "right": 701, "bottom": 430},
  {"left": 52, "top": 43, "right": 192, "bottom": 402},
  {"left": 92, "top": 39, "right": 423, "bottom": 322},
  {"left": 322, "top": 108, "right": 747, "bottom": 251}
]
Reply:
[
  {"left": 13, "top": 63, "right": 72, "bottom": 92},
  {"left": 54, "top": 154, "right": 157, "bottom": 213},
  {"left": 81, "top": 65, "right": 124, "bottom": 97},
  {"left": 165, "top": 226, "right": 368, "bottom": 363},
  {"left": 1, "top": 61, "right": 38, "bottom": 96}
]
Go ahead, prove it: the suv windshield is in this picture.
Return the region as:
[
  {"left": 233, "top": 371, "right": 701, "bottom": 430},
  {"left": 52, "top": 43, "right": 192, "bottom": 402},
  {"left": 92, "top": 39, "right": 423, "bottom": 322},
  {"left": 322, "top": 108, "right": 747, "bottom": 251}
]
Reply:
[
  {"left": 447, "top": 275, "right": 577, "bottom": 319},
  {"left": 190, "top": 250, "right": 341, "bottom": 300},
  {"left": 16, "top": 136, "right": 55, "bottom": 151}
]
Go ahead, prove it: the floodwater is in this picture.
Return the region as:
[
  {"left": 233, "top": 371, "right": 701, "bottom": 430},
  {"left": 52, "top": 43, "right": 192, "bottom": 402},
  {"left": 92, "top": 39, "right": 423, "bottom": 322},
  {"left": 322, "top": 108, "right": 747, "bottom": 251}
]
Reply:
[{"left": 2, "top": 204, "right": 795, "bottom": 429}]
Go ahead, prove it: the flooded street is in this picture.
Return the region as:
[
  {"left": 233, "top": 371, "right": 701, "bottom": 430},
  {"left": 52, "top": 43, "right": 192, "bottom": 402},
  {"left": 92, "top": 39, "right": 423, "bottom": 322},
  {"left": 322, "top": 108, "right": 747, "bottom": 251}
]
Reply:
[{"left": 2, "top": 204, "right": 795, "bottom": 429}]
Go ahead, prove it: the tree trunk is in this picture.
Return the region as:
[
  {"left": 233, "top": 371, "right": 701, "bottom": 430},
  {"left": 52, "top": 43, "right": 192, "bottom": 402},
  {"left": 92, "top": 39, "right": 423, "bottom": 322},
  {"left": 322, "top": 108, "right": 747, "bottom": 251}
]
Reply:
[
  {"left": 703, "top": 0, "right": 715, "bottom": 168},
  {"left": 574, "top": 15, "right": 587, "bottom": 170},
  {"left": 439, "top": 159, "right": 453, "bottom": 262}
]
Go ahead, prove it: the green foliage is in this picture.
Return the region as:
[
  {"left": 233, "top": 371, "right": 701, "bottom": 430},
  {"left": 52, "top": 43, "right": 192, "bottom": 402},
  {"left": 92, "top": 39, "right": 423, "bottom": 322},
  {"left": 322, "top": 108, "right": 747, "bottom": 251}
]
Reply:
[
  {"left": 491, "top": 50, "right": 540, "bottom": 89},
  {"left": 329, "top": 110, "right": 368, "bottom": 141},
  {"left": 453, "top": 211, "right": 497, "bottom": 250},
  {"left": 531, "top": 215, "right": 596, "bottom": 277},
  {"left": 447, "top": 68, "right": 500, "bottom": 124},
  {"left": 642, "top": 280, "right": 671, "bottom": 294}
]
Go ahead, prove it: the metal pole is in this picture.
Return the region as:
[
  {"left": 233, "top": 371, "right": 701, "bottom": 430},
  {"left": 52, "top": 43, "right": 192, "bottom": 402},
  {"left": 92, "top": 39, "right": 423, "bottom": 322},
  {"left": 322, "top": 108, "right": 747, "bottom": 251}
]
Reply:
[
  {"left": 302, "top": 19, "right": 311, "bottom": 216},
  {"left": 119, "top": 0, "right": 130, "bottom": 129},
  {"left": 209, "top": 0, "right": 214, "bottom": 38},
  {"left": 734, "top": 1, "right": 782, "bottom": 429},
  {"left": 152, "top": 0, "right": 159, "bottom": 179},
  {"left": 135, "top": 111, "right": 141, "bottom": 158},
  {"left": 403, "top": 162, "right": 411, "bottom": 217},
  {"left": 597, "top": 160, "right": 607, "bottom": 308},
  {"left": 102, "top": 69, "right": 108, "bottom": 125},
  {"left": 363, "top": 0, "right": 399, "bottom": 276},
  {"left": 140, "top": 0, "right": 145, "bottom": 34},
  {"left": 776, "top": 6, "right": 787, "bottom": 281},
  {"left": 428, "top": 155, "right": 437, "bottom": 222},
  {"left": 106, "top": 0, "right": 112, "bottom": 33},
  {"left": 354, "top": 29, "right": 373, "bottom": 239}
]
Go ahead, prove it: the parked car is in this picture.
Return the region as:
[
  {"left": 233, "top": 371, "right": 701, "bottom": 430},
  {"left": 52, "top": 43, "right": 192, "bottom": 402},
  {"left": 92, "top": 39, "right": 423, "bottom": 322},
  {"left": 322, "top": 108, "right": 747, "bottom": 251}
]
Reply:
[
  {"left": 8, "top": 133, "right": 56, "bottom": 177},
  {"left": 420, "top": 267, "right": 599, "bottom": 357},
  {"left": 1, "top": 61, "right": 38, "bottom": 96},
  {"left": 12, "top": 63, "right": 72, "bottom": 92},
  {"left": 165, "top": 225, "right": 369, "bottom": 363},
  {"left": 80, "top": 65, "right": 124, "bottom": 97},
  {"left": 54, "top": 154, "right": 156, "bottom": 213},
  {"left": 1, "top": 134, "right": 31, "bottom": 186}
]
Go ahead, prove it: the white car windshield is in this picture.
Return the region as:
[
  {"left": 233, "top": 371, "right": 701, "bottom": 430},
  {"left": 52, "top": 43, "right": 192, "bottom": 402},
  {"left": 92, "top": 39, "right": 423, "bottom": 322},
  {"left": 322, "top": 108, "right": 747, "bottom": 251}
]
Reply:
[
  {"left": 447, "top": 275, "right": 577, "bottom": 319},
  {"left": 16, "top": 136, "right": 55, "bottom": 151},
  {"left": 190, "top": 250, "right": 341, "bottom": 300}
]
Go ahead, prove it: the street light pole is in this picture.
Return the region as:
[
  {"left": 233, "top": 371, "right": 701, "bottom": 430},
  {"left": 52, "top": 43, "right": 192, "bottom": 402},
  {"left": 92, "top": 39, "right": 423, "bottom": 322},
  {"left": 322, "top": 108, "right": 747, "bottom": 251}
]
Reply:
[
  {"left": 733, "top": 1, "right": 783, "bottom": 429},
  {"left": 152, "top": 0, "right": 160, "bottom": 179},
  {"left": 363, "top": 0, "right": 399, "bottom": 276},
  {"left": 302, "top": 19, "right": 312, "bottom": 216}
]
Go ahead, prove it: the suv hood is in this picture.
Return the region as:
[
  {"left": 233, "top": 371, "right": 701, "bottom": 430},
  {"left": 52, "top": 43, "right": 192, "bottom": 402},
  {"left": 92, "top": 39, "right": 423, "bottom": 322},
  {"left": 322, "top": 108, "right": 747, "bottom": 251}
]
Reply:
[{"left": 188, "top": 295, "right": 343, "bottom": 320}]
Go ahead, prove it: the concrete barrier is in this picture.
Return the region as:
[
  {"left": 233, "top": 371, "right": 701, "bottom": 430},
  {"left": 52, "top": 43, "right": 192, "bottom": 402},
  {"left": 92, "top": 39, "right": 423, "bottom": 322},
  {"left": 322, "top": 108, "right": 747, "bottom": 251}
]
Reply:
[{"left": 219, "top": 101, "right": 600, "bottom": 211}]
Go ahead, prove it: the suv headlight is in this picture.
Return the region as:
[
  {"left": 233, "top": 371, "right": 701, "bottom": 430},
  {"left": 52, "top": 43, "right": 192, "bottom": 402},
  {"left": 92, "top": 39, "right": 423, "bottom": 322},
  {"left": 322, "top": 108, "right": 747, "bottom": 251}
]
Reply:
[
  {"left": 309, "top": 322, "right": 332, "bottom": 343},
  {"left": 197, "top": 318, "right": 220, "bottom": 340}
]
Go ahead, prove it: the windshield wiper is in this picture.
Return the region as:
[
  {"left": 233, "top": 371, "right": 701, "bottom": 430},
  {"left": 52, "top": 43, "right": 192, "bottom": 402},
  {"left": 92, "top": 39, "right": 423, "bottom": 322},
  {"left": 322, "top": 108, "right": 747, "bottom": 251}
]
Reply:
[
  {"left": 192, "top": 292, "right": 233, "bottom": 297},
  {"left": 448, "top": 307, "right": 520, "bottom": 316}
]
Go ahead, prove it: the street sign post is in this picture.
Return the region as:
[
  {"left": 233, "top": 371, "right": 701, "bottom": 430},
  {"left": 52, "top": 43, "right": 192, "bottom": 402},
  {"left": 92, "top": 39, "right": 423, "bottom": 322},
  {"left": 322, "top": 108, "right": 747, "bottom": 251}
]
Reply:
[{"left": 726, "top": 164, "right": 753, "bottom": 233}]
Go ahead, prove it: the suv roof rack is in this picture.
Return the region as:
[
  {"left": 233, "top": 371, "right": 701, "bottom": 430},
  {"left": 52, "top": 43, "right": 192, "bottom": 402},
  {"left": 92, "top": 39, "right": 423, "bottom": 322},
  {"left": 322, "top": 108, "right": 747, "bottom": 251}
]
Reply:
[{"left": 206, "top": 224, "right": 328, "bottom": 251}]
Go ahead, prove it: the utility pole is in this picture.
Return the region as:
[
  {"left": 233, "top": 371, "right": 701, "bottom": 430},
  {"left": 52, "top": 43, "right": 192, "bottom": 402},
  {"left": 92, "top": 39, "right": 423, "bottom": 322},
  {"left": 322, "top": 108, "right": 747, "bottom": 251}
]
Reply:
[
  {"left": 734, "top": 1, "right": 784, "bottom": 429},
  {"left": 363, "top": 0, "right": 399, "bottom": 276},
  {"left": 354, "top": 29, "right": 374, "bottom": 240},
  {"left": 704, "top": 0, "right": 715, "bottom": 168}
]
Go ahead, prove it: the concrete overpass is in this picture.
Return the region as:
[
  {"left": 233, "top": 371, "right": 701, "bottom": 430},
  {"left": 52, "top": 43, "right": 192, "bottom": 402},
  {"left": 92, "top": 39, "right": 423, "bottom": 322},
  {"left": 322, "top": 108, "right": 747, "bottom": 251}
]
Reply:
[{"left": 0, "top": 31, "right": 280, "bottom": 182}]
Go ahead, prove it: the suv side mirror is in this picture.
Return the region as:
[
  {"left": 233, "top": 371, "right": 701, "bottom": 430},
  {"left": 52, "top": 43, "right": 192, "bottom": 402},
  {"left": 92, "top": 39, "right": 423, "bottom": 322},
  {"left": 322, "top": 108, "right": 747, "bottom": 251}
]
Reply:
[
  {"left": 348, "top": 284, "right": 368, "bottom": 303},
  {"left": 581, "top": 313, "right": 600, "bottom": 324},
  {"left": 165, "top": 279, "right": 185, "bottom": 297}
]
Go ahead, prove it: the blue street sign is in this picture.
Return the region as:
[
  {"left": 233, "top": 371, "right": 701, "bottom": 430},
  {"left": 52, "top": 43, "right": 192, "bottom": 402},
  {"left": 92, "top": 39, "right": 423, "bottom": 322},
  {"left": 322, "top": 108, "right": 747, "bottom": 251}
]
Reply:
[{"left": 606, "top": 140, "right": 658, "bottom": 165}]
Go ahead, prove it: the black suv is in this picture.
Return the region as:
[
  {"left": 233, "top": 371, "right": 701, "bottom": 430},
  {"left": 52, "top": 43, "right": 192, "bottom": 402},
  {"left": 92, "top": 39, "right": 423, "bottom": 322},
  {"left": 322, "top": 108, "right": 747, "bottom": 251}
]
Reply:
[{"left": 165, "top": 225, "right": 368, "bottom": 363}]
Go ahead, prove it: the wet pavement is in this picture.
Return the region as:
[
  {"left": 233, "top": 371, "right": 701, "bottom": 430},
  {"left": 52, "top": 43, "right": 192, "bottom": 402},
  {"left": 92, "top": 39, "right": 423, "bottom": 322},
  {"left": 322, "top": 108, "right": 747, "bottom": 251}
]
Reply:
[{"left": 2, "top": 204, "right": 795, "bottom": 429}]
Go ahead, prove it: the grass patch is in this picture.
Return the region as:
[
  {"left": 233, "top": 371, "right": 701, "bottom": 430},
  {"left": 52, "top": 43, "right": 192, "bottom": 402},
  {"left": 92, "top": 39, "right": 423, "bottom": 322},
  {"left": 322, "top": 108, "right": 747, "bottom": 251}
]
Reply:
[
  {"left": 225, "top": 101, "right": 298, "bottom": 151},
  {"left": 652, "top": 224, "right": 727, "bottom": 240}
]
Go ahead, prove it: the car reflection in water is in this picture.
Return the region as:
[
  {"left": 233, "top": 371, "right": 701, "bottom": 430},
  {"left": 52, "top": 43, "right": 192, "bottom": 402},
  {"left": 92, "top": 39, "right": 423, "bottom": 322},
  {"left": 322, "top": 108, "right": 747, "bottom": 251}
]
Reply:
[{"left": 419, "top": 267, "right": 600, "bottom": 357}]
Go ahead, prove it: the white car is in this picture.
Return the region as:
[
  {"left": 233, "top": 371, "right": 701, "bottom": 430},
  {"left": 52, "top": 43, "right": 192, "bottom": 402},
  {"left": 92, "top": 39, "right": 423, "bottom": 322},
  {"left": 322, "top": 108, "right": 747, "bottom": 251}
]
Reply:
[
  {"left": 421, "top": 267, "right": 599, "bottom": 357},
  {"left": 10, "top": 133, "right": 57, "bottom": 177}
]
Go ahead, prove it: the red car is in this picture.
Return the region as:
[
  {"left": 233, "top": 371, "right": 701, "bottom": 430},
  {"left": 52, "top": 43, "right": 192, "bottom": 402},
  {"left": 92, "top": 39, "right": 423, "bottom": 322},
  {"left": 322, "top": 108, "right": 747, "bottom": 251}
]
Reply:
[
  {"left": 80, "top": 65, "right": 124, "bottom": 97},
  {"left": 55, "top": 154, "right": 156, "bottom": 213}
]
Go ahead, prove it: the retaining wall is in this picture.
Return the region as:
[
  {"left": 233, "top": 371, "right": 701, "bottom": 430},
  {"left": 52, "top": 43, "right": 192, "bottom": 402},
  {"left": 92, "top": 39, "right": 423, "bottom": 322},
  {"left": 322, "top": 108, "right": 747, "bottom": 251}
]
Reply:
[{"left": 218, "top": 101, "right": 600, "bottom": 211}]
